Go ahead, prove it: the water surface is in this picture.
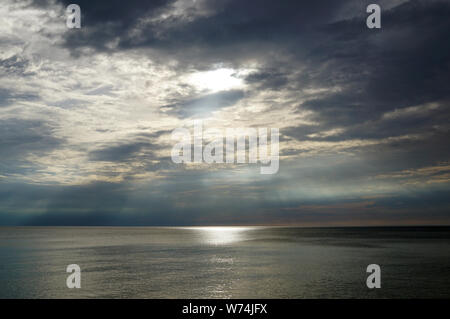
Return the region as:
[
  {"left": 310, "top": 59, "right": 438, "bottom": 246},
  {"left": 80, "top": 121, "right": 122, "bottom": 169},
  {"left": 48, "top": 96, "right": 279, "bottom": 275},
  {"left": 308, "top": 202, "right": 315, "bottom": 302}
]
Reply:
[{"left": 1, "top": 226, "right": 449, "bottom": 298}]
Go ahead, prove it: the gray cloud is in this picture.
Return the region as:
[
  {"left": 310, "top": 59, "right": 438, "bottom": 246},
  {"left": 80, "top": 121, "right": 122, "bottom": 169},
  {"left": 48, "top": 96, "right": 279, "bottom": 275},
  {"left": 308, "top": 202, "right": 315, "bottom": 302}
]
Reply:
[
  {"left": 0, "top": 119, "right": 63, "bottom": 176},
  {"left": 89, "top": 142, "right": 156, "bottom": 162},
  {"left": 164, "top": 89, "right": 245, "bottom": 118},
  {"left": 0, "top": 55, "right": 33, "bottom": 76},
  {"left": 0, "top": 88, "right": 39, "bottom": 107}
]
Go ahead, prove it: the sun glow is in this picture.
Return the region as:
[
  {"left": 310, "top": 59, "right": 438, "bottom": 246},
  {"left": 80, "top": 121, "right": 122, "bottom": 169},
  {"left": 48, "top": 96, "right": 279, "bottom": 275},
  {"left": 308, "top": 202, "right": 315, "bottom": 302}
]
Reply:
[
  {"left": 187, "top": 226, "right": 253, "bottom": 245},
  {"left": 188, "top": 68, "right": 244, "bottom": 92}
]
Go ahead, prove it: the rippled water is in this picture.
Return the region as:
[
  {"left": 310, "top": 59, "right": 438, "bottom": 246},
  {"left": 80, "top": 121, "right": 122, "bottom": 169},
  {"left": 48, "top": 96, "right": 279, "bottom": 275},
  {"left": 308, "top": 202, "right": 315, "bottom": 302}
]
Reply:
[{"left": 1, "top": 226, "right": 450, "bottom": 298}]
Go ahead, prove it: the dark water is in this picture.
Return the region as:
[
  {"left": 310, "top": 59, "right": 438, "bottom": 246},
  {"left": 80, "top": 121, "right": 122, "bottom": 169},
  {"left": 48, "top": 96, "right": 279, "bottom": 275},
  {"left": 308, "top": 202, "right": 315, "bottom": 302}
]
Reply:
[{"left": 1, "top": 226, "right": 450, "bottom": 298}]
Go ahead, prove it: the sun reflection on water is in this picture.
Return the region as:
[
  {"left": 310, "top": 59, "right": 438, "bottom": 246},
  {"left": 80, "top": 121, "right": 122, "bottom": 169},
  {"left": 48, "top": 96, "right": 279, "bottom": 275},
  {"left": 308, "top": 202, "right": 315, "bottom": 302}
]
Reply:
[{"left": 186, "top": 226, "right": 254, "bottom": 245}]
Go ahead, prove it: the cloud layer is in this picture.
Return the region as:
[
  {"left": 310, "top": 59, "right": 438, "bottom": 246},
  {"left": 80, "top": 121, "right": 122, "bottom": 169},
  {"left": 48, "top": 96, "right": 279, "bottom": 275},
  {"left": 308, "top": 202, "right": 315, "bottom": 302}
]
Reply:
[{"left": 0, "top": 0, "right": 449, "bottom": 225}]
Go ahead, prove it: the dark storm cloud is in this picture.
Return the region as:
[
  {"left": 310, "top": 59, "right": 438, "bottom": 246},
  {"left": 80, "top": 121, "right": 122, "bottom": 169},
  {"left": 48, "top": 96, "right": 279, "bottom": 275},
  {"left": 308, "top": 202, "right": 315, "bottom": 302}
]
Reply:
[
  {"left": 0, "top": 118, "right": 63, "bottom": 175},
  {"left": 283, "top": 100, "right": 450, "bottom": 142},
  {"left": 30, "top": 0, "right": 343, "bottom": 62},
  {"left": 282, "top": 127, "right": 450, "bottom": 185},
  {"left": 30, "top": 0, "right": 175, "bottom": 52},
  {"left": 163, "top": 89, "right": 245, "bottom": 118},
  {"left": 244, "top": 70, "right": 288, "bottom": 90},
  {"left": 88, "top": 142, "right": 155, "bottom": 162},
  {"left": 88, "top": 130, "right": 171, "bottom": 162},
  {"left": 273, "top": 0, "right": 450, "bottom": 176},
  {"left": 0, "top": 119, "right": 60, "bottom": 157},
  {"left": 288, "top": 1, "right": 450, "bottom": 131},
  {"left": 356, "top": 131, "right": 450, "bottom": 175},
  {"left": 121, "top": 0, "right": 341, "bottom": 61}
]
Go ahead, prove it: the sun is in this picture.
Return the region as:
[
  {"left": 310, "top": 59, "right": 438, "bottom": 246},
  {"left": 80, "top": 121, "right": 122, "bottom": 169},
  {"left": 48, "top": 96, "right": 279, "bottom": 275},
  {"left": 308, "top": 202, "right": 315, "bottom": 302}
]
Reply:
[{"left": 188, "top": 68, "right": 244, "bottom": 92}]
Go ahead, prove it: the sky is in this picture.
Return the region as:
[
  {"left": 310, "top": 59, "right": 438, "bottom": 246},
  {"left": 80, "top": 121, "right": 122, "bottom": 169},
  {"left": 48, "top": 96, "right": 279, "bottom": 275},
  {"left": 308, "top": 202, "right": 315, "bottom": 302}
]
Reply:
[{"left": 0, "top": 0, "right": 449, "bottom": 226}]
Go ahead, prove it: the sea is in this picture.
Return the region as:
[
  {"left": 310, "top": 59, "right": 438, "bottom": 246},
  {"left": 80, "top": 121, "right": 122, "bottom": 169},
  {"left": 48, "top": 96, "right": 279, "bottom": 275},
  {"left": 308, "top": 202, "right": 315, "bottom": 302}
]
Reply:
[{"left": 1, "top": 226, "right": 449, "bottom": 298}]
